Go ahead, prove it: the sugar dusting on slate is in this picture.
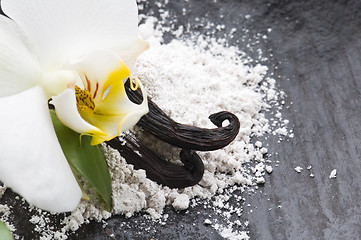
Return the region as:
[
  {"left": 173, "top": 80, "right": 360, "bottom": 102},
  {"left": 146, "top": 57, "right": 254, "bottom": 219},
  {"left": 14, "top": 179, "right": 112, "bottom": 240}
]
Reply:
[{"left": 0, "top": 2, "right": 291, "bottom": 240}]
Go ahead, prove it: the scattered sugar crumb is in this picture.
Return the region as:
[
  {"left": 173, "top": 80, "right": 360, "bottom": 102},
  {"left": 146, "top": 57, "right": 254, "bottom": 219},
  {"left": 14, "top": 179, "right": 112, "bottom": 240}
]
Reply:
[
  {"left": 260, "top": 147, "right": 268, "bottom": 155},
  {"left": 254, "top": 141, "right": 262, "bottom": 148},
  {"left": 256, "top": 177, "right": 266, "bottom": 184},
  {"left": 265, "top": 166, "right": 273, "bottom": 174},
  {"left": 214, "top": 224, "right": 250, "bottom": 240},
  {"left": 204, "top": 219, "right": 212, "bottom": 225},
  {"left": 294, "top": 166, "right": 303, "bottom": 173},
  {"left": 329, "top": 169, "right": 337, "bottom": 179},
  {"left": 172, "top": 194, "right": 190, "bottom": 211}
]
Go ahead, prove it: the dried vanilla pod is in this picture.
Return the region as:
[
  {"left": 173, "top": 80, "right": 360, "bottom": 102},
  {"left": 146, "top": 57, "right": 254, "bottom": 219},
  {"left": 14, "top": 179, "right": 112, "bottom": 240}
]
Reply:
[
  {"left": 125, "top": 80, "right": 240, "bottom": 151},
  {"left": 114, "top": 79, "right": 240, "bottom": 188},
  {"left": 107, "top": 134, "right": 204, "bottom": 188}
]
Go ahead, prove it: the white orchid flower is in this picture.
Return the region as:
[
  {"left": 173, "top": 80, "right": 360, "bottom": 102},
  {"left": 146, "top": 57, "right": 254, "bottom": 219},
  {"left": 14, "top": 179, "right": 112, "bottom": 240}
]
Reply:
[{"left": 0, "top": 0, "right": 149, "bottom": 213}]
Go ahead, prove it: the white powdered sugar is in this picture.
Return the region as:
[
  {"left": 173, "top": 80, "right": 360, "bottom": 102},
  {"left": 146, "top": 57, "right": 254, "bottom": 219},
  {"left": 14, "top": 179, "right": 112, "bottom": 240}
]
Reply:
[
  {"left": 0, "top": 4, "right": 291, "bottom": 240},
  {"left": 214, "top": 223, "right": 251, "bottom": 240},
  {"left": 329, "top": 169, "right": 337, "bottom": 179}
]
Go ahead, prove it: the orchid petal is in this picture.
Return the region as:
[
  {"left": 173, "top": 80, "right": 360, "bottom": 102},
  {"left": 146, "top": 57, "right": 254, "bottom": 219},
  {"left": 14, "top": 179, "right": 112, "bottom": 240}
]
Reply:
[
  {"left": 67, "top": 49, "right": 126, "bottom": 103},
  {"left": 50, "top": 88, "right": 106, "bottom": 137},
  {"left": 0, "top": 15, "right": 41, "bottom": 97},
  {"left": 0, "top": 86, "right": 82, "bottom": 212},
  {"left": 117, "top": 38, "right": 149, "bottom": 72},
  {"left": 2, "top": 0, "right": 139, "bottom": 70}
]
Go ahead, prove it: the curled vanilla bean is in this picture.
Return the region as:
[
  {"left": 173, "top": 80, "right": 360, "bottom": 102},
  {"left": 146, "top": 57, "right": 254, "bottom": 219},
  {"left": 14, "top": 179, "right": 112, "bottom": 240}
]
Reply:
[
  {"left": 107, "top": 134, "right": 204, "bottom": 188},
  {"left": 126, "top": 80, "right": 240, "bottom": 151}
]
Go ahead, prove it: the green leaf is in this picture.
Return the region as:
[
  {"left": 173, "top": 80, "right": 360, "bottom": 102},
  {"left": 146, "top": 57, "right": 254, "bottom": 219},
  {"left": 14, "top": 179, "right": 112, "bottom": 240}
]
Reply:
[
  {"left": 0, "top": 221, "right": 13, "bottom": 240},
  {"left": 50, "top": 110, "right": 112, "bottom": 211}
]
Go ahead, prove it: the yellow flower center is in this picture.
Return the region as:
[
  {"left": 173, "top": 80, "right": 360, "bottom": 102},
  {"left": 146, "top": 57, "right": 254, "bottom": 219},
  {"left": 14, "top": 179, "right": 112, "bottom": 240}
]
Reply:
[{"left": 75, "top": 85, "right": 95, "bottom": 112}]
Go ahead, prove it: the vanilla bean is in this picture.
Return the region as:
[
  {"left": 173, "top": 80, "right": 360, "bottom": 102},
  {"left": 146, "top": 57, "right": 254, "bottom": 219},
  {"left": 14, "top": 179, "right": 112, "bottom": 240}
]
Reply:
[
  {"left": 107, "top": 134, "right": 204, "bottom": 188},
  {"left": 126, "top": 81, "right": 240, "bottom": 151}
]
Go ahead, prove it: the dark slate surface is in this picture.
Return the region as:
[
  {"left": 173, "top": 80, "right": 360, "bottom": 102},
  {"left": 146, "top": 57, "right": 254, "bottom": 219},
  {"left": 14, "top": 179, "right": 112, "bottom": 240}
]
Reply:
[{"left": 1, "top": 0, "right": 361, "bottom": 239}]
